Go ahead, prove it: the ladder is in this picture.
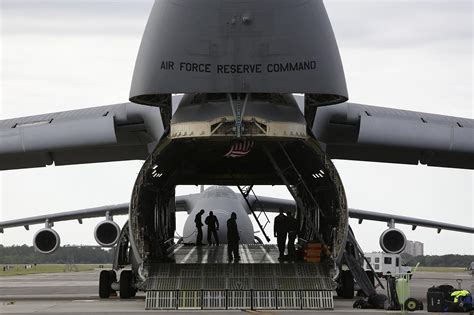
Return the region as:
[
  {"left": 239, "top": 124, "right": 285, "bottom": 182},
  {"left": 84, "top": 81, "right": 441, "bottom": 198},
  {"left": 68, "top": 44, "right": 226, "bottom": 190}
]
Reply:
[
  {"left": 345, "top": 226, "right": 385, "bottom": 294},
  {"left": 237, "top": 185, "right": 272, "bottom": 242},
  {"left": 264, "top": 143, "right": 324, "bottom": 243}
]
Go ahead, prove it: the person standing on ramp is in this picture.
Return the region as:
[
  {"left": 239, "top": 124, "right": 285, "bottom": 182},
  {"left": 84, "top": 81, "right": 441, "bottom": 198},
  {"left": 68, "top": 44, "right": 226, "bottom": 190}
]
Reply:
[
  {"left": 194, "top": 209, "right": 205, "bottom": 246},
  {"left": 205, "top": 211, "right": 219, "bottom": 245},
  {"left": 274, "top": 208, "right": 288, "bottom": 260},
  {"left": 227, "top": 212, "right": 240, "bottom": 262}
]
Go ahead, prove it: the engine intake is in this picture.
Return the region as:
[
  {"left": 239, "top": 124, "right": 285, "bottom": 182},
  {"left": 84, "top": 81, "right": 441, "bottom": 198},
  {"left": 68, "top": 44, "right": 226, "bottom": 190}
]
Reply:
[
  {"left": 379, "top": 228, "right": 406, "bottom": 254},
  {"left": 33, "top": 228, "right": 60, "bottom": 254},
  {"left": 94, "top": 220, "right": 121, "bottom": 247}
]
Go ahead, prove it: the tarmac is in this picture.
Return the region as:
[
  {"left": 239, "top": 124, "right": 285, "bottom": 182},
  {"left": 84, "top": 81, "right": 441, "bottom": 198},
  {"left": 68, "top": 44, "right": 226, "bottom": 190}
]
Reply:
[{"left": 0, "top": 269, "right": 473, "bottom": 314}]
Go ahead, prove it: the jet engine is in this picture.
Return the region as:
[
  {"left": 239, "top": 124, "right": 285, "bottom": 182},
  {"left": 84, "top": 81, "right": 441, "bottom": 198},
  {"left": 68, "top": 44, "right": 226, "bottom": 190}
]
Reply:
[
  {"left": 94, "top": 220, "right": 121, "bottom": 247},
  {"left": 33, "top": 228, "right": 60, "bottom": 254},
  {"left": 379, "top": 228, "right": 406, "bottom": 254}
]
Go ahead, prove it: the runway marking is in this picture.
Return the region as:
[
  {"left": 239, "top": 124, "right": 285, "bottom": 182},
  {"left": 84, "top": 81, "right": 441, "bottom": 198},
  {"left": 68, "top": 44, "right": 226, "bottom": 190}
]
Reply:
[
  {"left": 202, "top": 248, "right": 209, "bottom": 263},
  {"left": 243, "top": 245, "right": 254, "bottom": 263},
  {"left": 240, "top": 245, "right": 248, "bottom": 263},
  {"left": 222, "top": 245, "right": 228, "bottom": 262},
  {"left": 242, "top": 244, "right": 252, "bottom": 263},
  {"left": 181, "top": 246, "right": 196, "bottom": 263},
  {"left": 258, "top": 245, "right": 275, "bottom": 263},
  {"left": 170, "top": 244, "right": 183, "bottom": 256}
]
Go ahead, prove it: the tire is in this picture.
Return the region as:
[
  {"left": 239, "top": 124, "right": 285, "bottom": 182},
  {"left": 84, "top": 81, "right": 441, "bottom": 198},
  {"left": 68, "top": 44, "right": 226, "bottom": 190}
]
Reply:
[
  {"left": 120, "top": 270, "right": 133, "bottom": 299},
  {"left": 341, "top": 270, "right": 354, "bottom": 299},
  {"left": 108, "top": 270, "right": 117, "bottom": 295},
  {"left": 99, "top": 270, "right": 111, "bottom": 298},
  {"left": 109, "top": 270, "right": 117, "bottom": 282},
  {"left": 404, "top": 298, "right": 418, "bottom": 312}
]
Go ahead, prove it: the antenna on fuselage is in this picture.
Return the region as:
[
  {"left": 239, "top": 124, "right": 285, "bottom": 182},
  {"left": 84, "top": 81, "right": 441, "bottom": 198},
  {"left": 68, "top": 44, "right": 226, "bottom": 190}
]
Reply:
[{"left": 200, "top": 185, "right": 204, "bottom": 193}]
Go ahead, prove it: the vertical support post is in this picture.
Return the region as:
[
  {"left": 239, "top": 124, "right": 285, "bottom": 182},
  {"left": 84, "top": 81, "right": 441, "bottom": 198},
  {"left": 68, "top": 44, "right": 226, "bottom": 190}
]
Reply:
[
  {"left": 176, "top": 289, "right": 179, "bottom": 310},
  {"left": 300, "top": 289, "right": 303, "bottom": 310},
  {"left": 251, "top": 289, "right": 254, "bottom": 310},
  {"left": 201, "top": 289, "right": 203, "bottom": 310},
  {"left": 275, "top": 289, "right": 278, "bottom": 310}
]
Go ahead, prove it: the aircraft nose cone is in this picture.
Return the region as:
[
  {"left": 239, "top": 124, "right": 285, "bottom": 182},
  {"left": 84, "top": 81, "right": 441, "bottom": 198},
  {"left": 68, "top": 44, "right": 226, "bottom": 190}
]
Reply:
[{"left": 130, "top": 0, "right": 347, "bottom": 105}]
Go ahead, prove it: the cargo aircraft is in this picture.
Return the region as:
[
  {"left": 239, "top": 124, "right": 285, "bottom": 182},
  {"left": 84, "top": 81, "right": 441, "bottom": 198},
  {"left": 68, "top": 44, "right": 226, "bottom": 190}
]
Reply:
[{"left": 1, "top": 0, "right": 473, "bottom": 307}]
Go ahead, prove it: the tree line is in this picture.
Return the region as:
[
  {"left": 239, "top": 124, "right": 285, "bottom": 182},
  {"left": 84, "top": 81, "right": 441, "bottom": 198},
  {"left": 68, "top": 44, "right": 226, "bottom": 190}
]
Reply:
[
  {"left": 0, "top": 245, "right": 114, "bottom": 264},
  {"left": 1, "top": 245, "right": 472, "bottom": 266},
  {"left": 401, "top": 253, "right": 473, "bottom": 267}
]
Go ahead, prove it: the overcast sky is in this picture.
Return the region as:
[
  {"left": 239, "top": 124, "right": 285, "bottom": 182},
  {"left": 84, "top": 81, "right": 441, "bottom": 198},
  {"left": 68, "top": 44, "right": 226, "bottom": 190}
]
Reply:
[{"left": 0, "top": 0, "right": 472, "bottom": 255}]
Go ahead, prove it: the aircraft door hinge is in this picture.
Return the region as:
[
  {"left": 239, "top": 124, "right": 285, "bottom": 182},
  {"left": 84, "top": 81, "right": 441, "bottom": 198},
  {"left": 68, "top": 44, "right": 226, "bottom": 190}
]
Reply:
[{"left": 228, "top": 93, "right": 249, "bottom": 137}]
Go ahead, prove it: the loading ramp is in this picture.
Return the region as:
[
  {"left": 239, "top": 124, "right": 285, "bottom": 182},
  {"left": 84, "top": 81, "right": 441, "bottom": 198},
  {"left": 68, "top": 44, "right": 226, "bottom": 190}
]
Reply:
[{"left": 143, "top": 244, "right": 335, "bottom": 310}]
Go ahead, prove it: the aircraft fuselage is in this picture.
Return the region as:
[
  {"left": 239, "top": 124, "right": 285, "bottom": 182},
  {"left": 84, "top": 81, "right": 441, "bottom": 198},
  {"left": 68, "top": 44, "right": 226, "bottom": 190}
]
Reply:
[{"left": 181, "top": 186, "right": 255, "bottom": 245}]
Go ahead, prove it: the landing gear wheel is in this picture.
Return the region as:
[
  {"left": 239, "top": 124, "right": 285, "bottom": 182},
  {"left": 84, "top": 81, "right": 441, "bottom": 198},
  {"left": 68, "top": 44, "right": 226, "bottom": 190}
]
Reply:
[
  {"left": 99, "top": 270, "right": 112, "bottom": 298},
  {"left": 120, "top": 270, "right": 133, "bottom": 299},
  {"left": 404, "top": 298, "right": 418, "bottom": 312},
  {"left": 341, "top": 270, "right": 354, "bottom": 299},
  {"left": 108, "top": 270, "right": 117, "bottom": 296}
]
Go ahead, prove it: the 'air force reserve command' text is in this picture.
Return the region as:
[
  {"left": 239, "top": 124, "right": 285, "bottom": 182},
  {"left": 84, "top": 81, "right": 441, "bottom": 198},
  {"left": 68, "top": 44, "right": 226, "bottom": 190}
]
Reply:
[{"left": 160, "top": 60, "right": 317, "bottom": 74}]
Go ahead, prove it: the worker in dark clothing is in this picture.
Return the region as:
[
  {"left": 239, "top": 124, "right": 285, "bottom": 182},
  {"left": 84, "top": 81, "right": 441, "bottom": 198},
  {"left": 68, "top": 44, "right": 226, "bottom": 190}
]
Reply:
[
  {"left": 194, "top": 209, "right": 205, "bottom": 246},
  {"left": 274, "top": 208, "right": 287, "bottom": 260},
  {"left": 205, "top": 211, "right": 219, "bottom": 245},
  {"left": 286, "top": 211, "right": 298, "bottom": 260},
  {"left": 227, "top": 212, "right": 240, "bottom": 262}
]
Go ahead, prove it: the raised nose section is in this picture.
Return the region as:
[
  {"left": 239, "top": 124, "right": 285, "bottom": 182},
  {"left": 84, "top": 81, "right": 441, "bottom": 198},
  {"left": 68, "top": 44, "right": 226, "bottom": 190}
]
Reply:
[{"left": 130, "top": 0, "right": 347, "bottom": 106}]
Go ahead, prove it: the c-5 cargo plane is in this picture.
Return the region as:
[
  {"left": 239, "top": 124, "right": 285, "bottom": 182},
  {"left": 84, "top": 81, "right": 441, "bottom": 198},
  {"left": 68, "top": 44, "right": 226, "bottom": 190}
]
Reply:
[{"left": 1, "top": 0, "right": 473, "bottom": 309}]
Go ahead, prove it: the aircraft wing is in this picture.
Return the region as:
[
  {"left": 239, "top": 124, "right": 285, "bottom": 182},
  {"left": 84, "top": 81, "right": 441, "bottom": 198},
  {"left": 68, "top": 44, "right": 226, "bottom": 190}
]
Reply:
[
  {"left": 312, "top": 102, "right": 474, "bottom": 169},
  {"left": 175, "top": 194, "right": 200, "bottom": 213},
  {"left": 252, "top": 196, "right": 474, "bottom": 234},
  {"left": 0, "top": 204, "right": 129, "bottom": 233},
  {"left": 348, "top": 209, "right": 474, "bottom": 234},
  {"left": 0, "top": 103, "right": 163, "bottom": 170},
  {"left": 0, "top": 194, "right": 198, "bottom": 233},
  {"left": 247, "top": 195, "right": 296, "bottom": 213}
]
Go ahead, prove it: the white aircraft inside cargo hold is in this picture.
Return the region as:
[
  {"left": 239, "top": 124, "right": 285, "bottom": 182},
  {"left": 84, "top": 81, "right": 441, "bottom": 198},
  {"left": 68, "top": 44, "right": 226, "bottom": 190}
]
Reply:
[{"left": 1, "top": 0, "right": 473, "bottom": 310}]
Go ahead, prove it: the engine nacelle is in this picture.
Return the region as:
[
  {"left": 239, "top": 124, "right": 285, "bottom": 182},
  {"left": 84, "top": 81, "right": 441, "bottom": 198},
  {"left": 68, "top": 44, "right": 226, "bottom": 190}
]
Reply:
[
  {"left": 379, "top": 228, "right": 407, "bottom": 254},
  {"left": 94, "top": 220, "right": 121, "bottom": 247},
  {"left": 33, "top": 228, "right": 60, "bottom": 254}
]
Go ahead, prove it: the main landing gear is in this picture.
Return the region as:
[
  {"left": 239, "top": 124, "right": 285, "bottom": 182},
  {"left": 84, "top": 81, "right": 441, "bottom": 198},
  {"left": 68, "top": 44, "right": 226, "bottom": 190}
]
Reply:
[
  {"left": 99, "top": 270, "right": 136, "bottom": 299},
  {"left": 99, "top": 270, "right": 116, "bottom": 299},
  {"left": 119, "top": 270, "right": 137, "bottom": 298}
]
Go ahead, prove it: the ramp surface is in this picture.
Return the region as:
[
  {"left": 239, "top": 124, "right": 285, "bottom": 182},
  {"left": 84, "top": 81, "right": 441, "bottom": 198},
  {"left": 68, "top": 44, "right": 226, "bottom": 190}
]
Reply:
[
  {"left": 144, "top": 244, "right": 336, "bottom": 310},
  {"left": 169, "top": 244, "right": 280, "bottom": 264}
]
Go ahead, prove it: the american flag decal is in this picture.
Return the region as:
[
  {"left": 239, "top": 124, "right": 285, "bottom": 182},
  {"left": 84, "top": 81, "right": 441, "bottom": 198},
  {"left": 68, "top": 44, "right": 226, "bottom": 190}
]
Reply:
[{"left": 224, "top": 140, "right": 254, "bottom": 158}]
